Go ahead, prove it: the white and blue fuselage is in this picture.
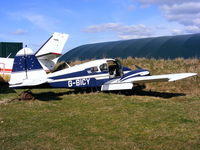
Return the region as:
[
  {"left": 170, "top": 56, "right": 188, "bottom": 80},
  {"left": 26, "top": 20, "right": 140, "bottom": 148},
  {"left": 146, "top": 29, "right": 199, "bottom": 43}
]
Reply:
[
  {"left": 47, "top": 59, "right": 149, "bottom": 90},
  {"left": 9, "top": 48, "right": 197, "bottom": 91}
]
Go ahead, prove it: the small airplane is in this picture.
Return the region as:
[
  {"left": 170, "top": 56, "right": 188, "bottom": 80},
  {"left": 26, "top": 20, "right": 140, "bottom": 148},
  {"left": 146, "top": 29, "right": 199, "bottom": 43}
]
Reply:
[
  {"left": 9, "top": 47, "right": 197, "bottom": 91},
  {"left": 0, "top": 32, "right": 69, "bottom": 82}
]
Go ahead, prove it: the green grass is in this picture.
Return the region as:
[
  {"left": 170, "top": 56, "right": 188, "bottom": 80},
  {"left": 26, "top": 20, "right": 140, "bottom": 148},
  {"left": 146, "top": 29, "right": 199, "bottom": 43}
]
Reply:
[
  {"left": 0, "top": 87, "right": 200, "bottom": 150},
  {"left": 0, "top": 58, "right": 200, "bottom": 150}
]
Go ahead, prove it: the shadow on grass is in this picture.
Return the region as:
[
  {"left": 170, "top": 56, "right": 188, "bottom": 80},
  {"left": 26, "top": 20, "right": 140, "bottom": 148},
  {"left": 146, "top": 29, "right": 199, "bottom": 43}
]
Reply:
[
  {"left": 32, "top": 91, "right": 71, "bottom": 101},
  {"left": 15, "top": 87, "right": 186, "bottom": 101},
  {"left": 110, "top": 90, "right": 186, "bottom": 99},
  {"left": 34, "top": 89, "right": 185, "bottom": 101},
  {"left": 0, "top": 83, "right": 16, "bottom": 94},
  {"left": 33, "top": 89, "right": 98, "bottom": 101}
]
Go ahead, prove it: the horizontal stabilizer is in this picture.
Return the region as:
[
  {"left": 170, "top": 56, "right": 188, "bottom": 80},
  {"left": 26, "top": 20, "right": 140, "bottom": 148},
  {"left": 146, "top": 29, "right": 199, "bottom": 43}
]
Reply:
[
  {"left": 36, "top": 52, "right": 61, "bottom": 60},
  {"left": 35, "top": 32, "right": 69, "bottom": 71},
  {"left": 9, "top": 48, "right": 47, "bottom": 88},
  {"left": 35, "top": 32, "right": 69, "bottom": 59}
]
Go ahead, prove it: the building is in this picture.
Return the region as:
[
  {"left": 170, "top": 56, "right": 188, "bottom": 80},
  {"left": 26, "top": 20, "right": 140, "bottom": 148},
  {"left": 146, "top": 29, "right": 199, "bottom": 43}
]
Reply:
[
  {"left": 60, "top": 33, "right": 200, "bottom": 61},
  {"left": 0, "top": 42, "right": 23, "bottom": 58}
]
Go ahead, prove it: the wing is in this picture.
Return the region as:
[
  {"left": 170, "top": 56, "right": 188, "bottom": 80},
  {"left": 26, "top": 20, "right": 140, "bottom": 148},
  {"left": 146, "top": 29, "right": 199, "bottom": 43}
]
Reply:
[
  {"left": 124, "top": 73, "right": 197, "bottom": 83},
  {"left": 101, "top": 73, "right": 197, "bottom": 91}
]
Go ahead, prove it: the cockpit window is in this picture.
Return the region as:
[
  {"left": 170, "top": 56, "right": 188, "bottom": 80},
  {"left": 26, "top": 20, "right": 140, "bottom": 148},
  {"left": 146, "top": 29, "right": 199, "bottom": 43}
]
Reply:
[{"left": 100, "top": 63, "right": 108, "bottom": 72}]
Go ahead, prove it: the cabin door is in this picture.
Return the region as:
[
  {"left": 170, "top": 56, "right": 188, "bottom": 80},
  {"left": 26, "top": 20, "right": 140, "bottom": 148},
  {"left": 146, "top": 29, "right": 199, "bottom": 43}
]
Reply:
[{"left": 107, "top": 60, "right": 123, "bottom": 78}]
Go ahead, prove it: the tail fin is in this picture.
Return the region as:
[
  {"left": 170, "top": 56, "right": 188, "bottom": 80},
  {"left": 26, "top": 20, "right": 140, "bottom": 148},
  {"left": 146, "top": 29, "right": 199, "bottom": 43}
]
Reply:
[
  {"left": 35, "top": 32, "right": 69, "bottom": 71},
  {"left": 9, "top": 48, "right": 47, "bottom": 88}
]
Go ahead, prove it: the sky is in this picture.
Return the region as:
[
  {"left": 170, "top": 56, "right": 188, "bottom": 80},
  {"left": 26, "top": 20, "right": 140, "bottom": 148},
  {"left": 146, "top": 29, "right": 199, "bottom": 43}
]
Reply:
[{"left": 0, "top": 0, "right": 200, "bottom": 53}]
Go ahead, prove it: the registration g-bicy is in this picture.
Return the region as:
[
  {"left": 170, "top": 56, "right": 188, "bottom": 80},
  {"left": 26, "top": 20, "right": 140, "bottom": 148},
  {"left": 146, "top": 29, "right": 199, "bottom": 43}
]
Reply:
[{"left": 68, "top": 78, "right": 90, "bottom": 87}]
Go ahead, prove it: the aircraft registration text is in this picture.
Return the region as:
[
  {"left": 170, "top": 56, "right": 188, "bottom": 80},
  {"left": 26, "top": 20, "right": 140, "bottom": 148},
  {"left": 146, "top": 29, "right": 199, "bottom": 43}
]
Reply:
[{"left": 68, "top": 78, "right": 90, "bottom": 87}]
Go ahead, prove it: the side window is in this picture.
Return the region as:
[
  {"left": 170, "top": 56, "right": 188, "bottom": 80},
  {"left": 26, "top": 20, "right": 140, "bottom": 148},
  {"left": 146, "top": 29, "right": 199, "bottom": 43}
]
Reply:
[
  {"left": 91, "top": 66, "right": 98, "bottom": 73},
  {"left": 100, "top": 63, "right": 108, "bottom": 72},
  {"left": 87, "top": 66, "right": 98, "bottom": 73}
]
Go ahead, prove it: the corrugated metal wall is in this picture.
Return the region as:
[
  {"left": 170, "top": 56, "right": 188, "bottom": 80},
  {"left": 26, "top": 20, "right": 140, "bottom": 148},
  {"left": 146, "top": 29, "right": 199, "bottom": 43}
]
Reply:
[{"left": 0, "top": 42, "right": 23, "bottom": 58}]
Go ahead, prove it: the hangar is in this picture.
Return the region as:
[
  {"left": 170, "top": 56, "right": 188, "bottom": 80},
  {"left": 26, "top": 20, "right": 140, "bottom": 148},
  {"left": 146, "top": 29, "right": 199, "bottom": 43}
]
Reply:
[
  {"left": 0, "top": 42, "right": 23, "bottom": 58},
  {"left": 60, "top": 33, "right": 200, "bottom": 61}
]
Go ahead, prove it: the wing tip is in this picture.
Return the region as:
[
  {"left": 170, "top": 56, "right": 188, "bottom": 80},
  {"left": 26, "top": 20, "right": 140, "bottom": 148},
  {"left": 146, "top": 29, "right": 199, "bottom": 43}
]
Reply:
[{"left": 169, "top": 72, "right": 197, "bottom": 82}]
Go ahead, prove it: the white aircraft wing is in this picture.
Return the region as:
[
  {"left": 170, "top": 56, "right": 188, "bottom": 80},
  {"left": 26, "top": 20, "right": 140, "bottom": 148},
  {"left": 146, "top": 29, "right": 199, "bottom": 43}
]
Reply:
[
  {"left": 101, "top": 73, "right": 197, "bottom": 91},
  {"left": 124, "top": 73, "right": 197, "bottom": 83}
]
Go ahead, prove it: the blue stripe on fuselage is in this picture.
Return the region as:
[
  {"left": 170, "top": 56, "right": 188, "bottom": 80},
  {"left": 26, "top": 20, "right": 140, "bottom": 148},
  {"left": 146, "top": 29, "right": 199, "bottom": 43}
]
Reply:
[
  {"left": 49, "top": 78, "right": 110, "bottom": 88},
  {"left": 121, "top": 69, "right": 147, "bottom": 79},
  {"left": 120, "top": 69, "right": 149, "bottom": 81},
  {"left": 123, "top": 67, "right": 132, "bottom": 71}
]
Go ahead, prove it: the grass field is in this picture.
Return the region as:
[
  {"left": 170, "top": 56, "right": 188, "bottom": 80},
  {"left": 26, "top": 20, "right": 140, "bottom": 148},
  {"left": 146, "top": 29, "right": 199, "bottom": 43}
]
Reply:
[{"left": 0, "top": 58, "right": 200, "bottom": 150}]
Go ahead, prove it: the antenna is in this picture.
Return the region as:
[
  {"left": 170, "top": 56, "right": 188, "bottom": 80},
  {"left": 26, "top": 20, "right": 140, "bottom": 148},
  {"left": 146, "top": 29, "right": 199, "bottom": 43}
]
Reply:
[
  {"left": 24, "top": 48, "right": 28, "bottom": 79},
  {"left": 6, "top": 53, "right": 12, "bottom": 58},
  {"left": 135, "top": 65, "right": 143, "bottom": 69},
  {"left": 66, "top": 62, "right": 71, "bottom": 68}
]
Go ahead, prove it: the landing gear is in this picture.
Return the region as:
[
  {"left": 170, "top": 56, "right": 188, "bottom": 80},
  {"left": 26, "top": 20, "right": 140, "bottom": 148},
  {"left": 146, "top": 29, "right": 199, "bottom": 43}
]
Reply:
[{"left": 133, "top": 83, "right": 146, "bottom": 91}]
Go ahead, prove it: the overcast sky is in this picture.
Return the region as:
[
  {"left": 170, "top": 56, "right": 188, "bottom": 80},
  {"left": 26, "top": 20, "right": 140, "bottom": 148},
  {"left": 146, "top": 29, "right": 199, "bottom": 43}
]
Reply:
[{"left": 0, "top": 0, "right": 199, "bottom": 53}]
